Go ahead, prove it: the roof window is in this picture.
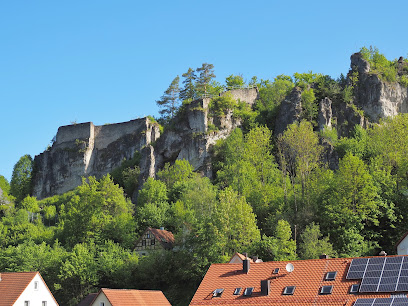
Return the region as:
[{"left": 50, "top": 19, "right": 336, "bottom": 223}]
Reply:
[
  {"left": 283, "top": 286, "right": 296, "bottom": 295},
  {"left": 325, "top": 271, "right": 337, "bottom": 281},
  {"left": 243, "top": 287, "right": 254, "bottom": 296},
  {"left": 233, "top": 288, "right": 242, "bottom": 295},
  {"left": 320, "top": 285, "right": 333, "bottom": 295},
  {"left": 213, "top": 288, "right": 224, "bottom": 297},
  {"left": 349, "top": 284, "right": 359, "bottom": 294},
  {"left": 273, "top": 268, "right": 280, "bottom": 274}
]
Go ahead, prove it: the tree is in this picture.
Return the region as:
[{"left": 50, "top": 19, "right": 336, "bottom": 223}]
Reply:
[
  {"left": 10, "top": 155, "right": 33, "bottom": 204},
  {"left": 196, "top": 63, "right": 215, "bottom": 96},
  {"left": 180, "top": 68, "right": 197, "bottom": 102},
  {"left": 298, "top": 222, "right": 336, "bottom": 259},
  {"left": 225, "top": 74, "right": 245, "bottom": 88},
  {"left": 156, "top": 76, "right": 180, "bottom": 121}
]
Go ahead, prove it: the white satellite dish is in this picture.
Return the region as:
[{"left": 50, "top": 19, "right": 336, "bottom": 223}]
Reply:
[{"left": 286, "top": 263, "right": 294, "bottom": 273}]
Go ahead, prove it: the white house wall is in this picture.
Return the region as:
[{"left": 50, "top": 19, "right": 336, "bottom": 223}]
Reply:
[
  {"left": 13, "top": 273, "right": 58, "bottom": 306},
  {"left": 398, "top": 236, "right": 408, "bottom": 255},
  {"left": 91, "top": 292, "right": 112, "bottom": 306}
]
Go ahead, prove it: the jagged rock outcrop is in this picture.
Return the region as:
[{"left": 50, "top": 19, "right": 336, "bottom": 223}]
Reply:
[
  {"left": 351, "top": 52, "right": 408, "bottom": 121},
  {"left": 33, "top": 88, "right": 258, "bottom": 200},
  {"left": 318, "top": 97, "right": 332, "bottom": 130},
  {"left": 274, "top": 87, "right": 303, "bottom": 135},
  {"left": 32, "top": 119, "right": 160, "bottom": 199}
]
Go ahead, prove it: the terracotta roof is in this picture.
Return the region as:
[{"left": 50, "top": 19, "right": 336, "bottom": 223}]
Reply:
[
  {"left": 0, "top": 271, "right": 39, "bottom": 306},
  {"left": 94, "top": 288, "right": 171, "bottom": 306},
  {"left": 190, "top": 256, "right": 408, "bottom": 306},
  {"left": 135, "top": 227, "right": 175, "bottom": 250},
  {"left": 228, "top": 252, "right": 254, "bottom": 263}
]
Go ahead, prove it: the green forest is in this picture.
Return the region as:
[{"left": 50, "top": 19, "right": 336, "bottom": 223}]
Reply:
[{"left": 1, "top": 47, "right": 408, "bottom": 305}]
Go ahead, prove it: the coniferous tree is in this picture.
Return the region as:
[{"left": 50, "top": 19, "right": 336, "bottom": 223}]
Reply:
[
  {"left": 156, "top": 76, "right": 180, "bottom": 121},
  {"left": 180, "top": 68, "right": 197, "bottom": 102},
  {"left": 196, "top": 63, "right": 215, "bottom": 96}
]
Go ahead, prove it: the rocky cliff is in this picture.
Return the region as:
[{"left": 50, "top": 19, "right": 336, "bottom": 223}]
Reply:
[
  {"left": 32, "top": 118, "right": 160, "bottom": 199},
  {"left": 32, "top": 88, "right": 258, "bottom": 200}
]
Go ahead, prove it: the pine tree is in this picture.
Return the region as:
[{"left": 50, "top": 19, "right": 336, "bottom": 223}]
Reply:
[
  {"left": 179, "top": 68, "right": 197, "bottom": 102},
  {"left": 196, "top": 63, "right": 215, "bottom": 96},
  {"left": 156, "top": 76, "right": 180, "bottom": 121}
]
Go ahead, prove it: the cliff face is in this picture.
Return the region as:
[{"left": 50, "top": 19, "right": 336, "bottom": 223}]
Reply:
[
  {"left": 32, "top": 119, "right": 160, "bottom": 199},
  {"left": 33, "top": 88, "right": 258, "bottom": 200},
  {"left": 351, "top": 52, "right": 408, "bottom": 121}
]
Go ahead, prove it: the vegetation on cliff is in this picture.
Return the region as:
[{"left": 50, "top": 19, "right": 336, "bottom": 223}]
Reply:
[{"left": 2, "top": 47, "right": 408, "bottom": 305}]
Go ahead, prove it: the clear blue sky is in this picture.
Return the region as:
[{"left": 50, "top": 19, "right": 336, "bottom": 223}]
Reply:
[{"left": 1, "top": 0, "right": 407, "bottom": 182}]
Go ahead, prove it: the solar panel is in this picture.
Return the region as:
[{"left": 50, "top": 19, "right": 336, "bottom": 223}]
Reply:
[
  {"left": 354, "top": 298, "right": 375, "bottom": 306},
  {"left": 373, "top": 298, "right": 394, "bottom": 305},
  {"left": 354, "top": 298, "right": 408, "bottom": 306},
  {"left": 347, "top": 258, "right": 369, "bottom": 279},
  {"left": 392, "top": 298, "right": 408, "bottom": 305}
]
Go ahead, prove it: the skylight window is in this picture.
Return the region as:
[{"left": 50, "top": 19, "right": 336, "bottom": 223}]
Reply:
[
  {"left": 320, "top": 285, "right": 333, "bottom": 295},
  {"left": 350, "top": 284, "right": 359, "bottom": 294},
  {"left": 233, "top": 288, "right": 242, "bottom": 295},
  {"left": 325, "top": 271, "right": 337, "bottom": 281},
  {"left": 213, "top": 288, "right": 224, "bottom": 297},
  {"left": 273, "top": 268, "right": 280, "bottom": 274},
  {"left": 283, "top": 286, "right": 296, "bottom": 295},
  {"left": 243, "top": 287, "right": 254, "bottom": 296}
]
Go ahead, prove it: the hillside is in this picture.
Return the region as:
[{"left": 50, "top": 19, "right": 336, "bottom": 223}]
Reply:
[{"left": 1, "top": 47, "right": 408, "bottom": 306}]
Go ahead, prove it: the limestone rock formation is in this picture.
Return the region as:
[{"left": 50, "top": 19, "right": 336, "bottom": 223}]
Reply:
[
  {"left": 32, "top": 118, "right": 160, "bottom": 199},
  {"left": 33, "top": 88, "right": 258, "bottom": 200},
  {"left": 351, "top": 52, "right": 408, "bottom": 121},
  {"left": 274, "top": 87, "right": 303, "bottom": 135}
]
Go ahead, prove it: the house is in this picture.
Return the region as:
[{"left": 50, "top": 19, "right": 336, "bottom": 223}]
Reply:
[
  {"left": 89, "top": 288, "right": 171, "bottom": 306},
  {"left": 190, "top": 254, "right": 408, "bottom": 305},
  {"left": 0, "top": 271, "right": 58, "bottom": 306},
  {"left": 228, "top": 252, "right": 262, "bottom": 264},
  {"left": 134, "top": 227, "right": 175, "bottom": 256},
  {"left": 397, "top": 232, "right": 408, "bottom": 255}
]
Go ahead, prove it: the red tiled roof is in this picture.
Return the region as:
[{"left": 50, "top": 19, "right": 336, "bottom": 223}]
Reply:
[
  {"left": 96, "top": 288, "right": 171, "bottom": 306},
  {"left": 148, "top": 227, "right": 175, "bottom": 249},
  {"left": 0, "top": 271, "right": 38, "bottom": 306},
  {"left": 190, "top": 256, "right": 408, "bottom": 306},
  {"left": 228, "top": 252, "right": 254, "bottom": 263}
]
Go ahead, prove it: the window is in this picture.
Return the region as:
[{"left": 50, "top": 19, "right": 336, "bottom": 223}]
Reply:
[
  {"left": 42, "top": 302, "right": 47, "bottom": 306},
  {"left": 350, "top": 284, "right": 359, "bottom": 294},
  {"left": 213, "top": 288, "right": 224, "bottom": 297},
  {"left": 325, "top": 271, "right": 337, "bottom": 281},
  {"left": 243, "top": 287, "right": 254, "bottom": 296},
  {"left": 142, "top": 239, "right": 146, "bottom": 246},
  {"left": 151, "top": 238, "right": 155, "bottom": 245},
  {"left": 320, "top": 285, "right": 333, "bottom": 295},
  {"left": 34, "top": 281, "right": 39, "bottom": 290},
  {"left": 283, "top": 286, "right": 296, "bottom": 295},
  {"left": 100, "top": 302, "right": 105, "bottom": 306},
  {"left": 147, "top": 233, "right": 150, "bottom": 239},
  {"left": 24, "top": 302, "right": 30, "bottom": 306},
  {"left": 233, "top": 288, "right": 242, "bottom": 295},
  {"left": 273, "top": 268, "right": 280, "bottom": 274}
]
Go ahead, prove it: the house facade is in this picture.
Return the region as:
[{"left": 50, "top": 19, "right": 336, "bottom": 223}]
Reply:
[
  {"left": 134, "top": 227, "right": 175, "bottom": 256},
  {"left": 0, "top": 271, "right": 58, "bottom": 306}
]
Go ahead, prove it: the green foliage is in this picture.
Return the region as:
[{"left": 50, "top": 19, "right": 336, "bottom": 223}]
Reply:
[
  {"left": 209, "top": 92, "right": 237, "bottom": 117},
  {"left": 360, "top": 46, "right": 398, "bottom": 83},
  {"left": 10, "top": 154, "right": 33, "bottom": 204},
  {"left": 0, "top": 175, "right": 10, "bottom": 195},
  {"left": 196, "top": 63, "right": 216, "bottom": 96},
  {"left": 319, "top": 126, "right": 338, "bottom": 145},
  {"left": 251, "top": 220, "right": 296, "bottom": 261},
  {"left": 156, "top": 76, "right": 181, "bottom": 121},
  {"left": 225, "top": 74, "right": 245, "bottom": 88},
  {"left": 180, "top": 67, "right": 197, "bottom": 102},
  {"left": 110, "top": 152, "right": 141, "bottom": 197},
  {"left": 157, "top": 159, "right": 194, "bottom": 190},
  {"left": 298, "top": 222, "right": 336, "bottom": 259},
  {"left": 300, "top": 88, "right": 317, "bottom": 122}
]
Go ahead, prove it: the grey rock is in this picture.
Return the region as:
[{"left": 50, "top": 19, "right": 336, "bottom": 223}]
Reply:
[
  {"left": 275, "top": 87, "right": 303, "bottom": 135},
  {"left": 318, "top": 97, "right": 332, "bottom": 131}
]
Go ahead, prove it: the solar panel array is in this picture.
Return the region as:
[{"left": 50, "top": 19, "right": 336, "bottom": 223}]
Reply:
[
  {"left": 354, "top": 297, "right": 408, "bottom": 306},
  {"left": 346, "top": 257, "right": 408, "bottom": 293}
]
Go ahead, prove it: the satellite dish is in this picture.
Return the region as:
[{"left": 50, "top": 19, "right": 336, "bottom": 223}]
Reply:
[{"left": 286, "top": 263, "right": 294, "bottom": 273}]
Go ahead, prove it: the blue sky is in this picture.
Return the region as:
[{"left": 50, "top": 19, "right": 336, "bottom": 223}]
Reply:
[{"left": 1, "top": 0, "right": 407, "bottom": 182}]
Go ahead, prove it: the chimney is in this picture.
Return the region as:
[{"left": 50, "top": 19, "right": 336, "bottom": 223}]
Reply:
[
  {"left": 379, "top": 251, "right": 387, "bottom": 256},
  {"left": 252, "top": 256, "right": 259, "bottom": 262},
  {"left": 243, "top": 252, "right": 248, "bottom": 258},
  {"left": 243, "top": 259, "right": 250, "bottom": 274},
  {"left": 261, "top": 280, "right": 270, "bottom": 296},
  {"left": 319, "top": 254, "right": 329, "bottom": 259}
]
